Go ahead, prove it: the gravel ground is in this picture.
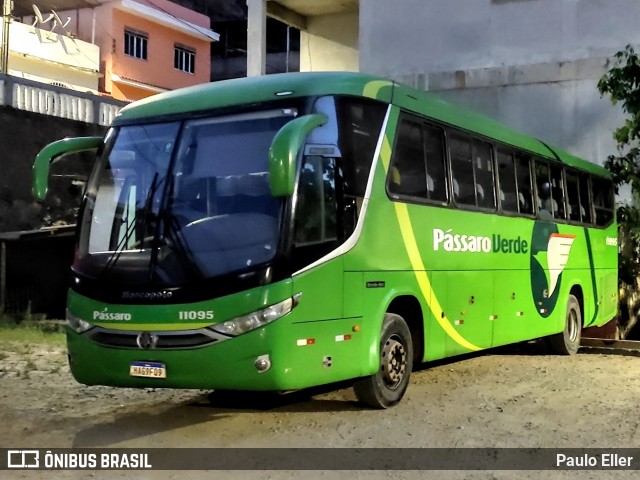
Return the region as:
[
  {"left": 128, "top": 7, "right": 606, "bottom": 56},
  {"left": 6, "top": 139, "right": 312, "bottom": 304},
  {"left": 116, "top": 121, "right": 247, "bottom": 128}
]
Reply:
[{"left": 1, "top": 339, "right": 639, "bottom": 480}]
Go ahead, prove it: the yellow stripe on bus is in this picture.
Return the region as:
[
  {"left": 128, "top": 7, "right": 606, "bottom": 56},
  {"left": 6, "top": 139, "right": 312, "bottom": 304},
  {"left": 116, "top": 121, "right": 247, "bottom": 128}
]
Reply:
[
  {"left": 363, "top": 80, "right": 392, "bottom": 99},
  {"left": 381, "top": 136, "right": 481, "bottom": 352}
]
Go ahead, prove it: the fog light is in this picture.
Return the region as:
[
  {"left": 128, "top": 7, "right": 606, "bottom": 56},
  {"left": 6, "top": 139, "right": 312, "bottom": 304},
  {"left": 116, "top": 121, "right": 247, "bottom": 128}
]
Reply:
[{"left": 254, "top": 354, "right": 271, "bottom": 373}]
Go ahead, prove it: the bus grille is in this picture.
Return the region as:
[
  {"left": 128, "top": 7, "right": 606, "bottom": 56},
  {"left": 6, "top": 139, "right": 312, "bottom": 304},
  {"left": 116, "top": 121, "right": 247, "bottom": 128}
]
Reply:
[{"left": 85, "top": 328, "right": 227, "bottom": 349}]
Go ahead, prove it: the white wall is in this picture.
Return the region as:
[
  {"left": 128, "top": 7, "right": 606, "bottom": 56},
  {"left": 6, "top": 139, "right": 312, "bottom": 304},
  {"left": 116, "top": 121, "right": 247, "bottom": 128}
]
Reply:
[
  {"left": 360, "top": 0, "right": 640, "bottom": 75},
  {"left": 300, "top": 12, "right": 359, "bottom": 72},
  {"left": 3, "top": 18, "right": 100, "bottom": 92},
  {"left": 359, "top": 0, "right": 640, "bottom": 166},
  {"left": 433, "top": 80, "right": 623, "bottom": 168}
]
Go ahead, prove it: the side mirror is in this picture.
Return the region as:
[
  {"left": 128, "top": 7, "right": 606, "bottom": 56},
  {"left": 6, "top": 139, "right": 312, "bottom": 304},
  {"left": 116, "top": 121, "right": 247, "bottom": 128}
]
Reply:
[
  {"left": 33, "top": 136, "right": 103, "bottom": 200},
  {"left": 268, "top": 114, "right": 327, "bottom": 197}
]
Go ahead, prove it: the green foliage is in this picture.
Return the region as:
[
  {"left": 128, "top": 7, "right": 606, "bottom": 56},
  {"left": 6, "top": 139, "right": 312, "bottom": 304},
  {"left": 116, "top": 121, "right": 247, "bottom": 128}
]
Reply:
[{"left": 598, "top": 45, "right": 640, "bottom": 283}]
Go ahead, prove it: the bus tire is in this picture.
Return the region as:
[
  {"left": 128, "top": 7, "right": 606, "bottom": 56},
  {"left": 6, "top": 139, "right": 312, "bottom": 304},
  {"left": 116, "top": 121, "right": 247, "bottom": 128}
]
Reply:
[
  {"left": 548, "top": 294, "right": 582, "bottom": 355},
  {"left": 353, "top": 313, "right": 413, "bottom": 409}
]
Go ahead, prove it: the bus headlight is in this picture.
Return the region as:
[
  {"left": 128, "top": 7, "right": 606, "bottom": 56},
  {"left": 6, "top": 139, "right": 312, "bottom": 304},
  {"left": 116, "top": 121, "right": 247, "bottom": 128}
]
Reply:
[
  {"left": 212, "top": 295, "right": 299, "bottom": 337},
  {"left": 66, "top": 310, "right": 94, "bottom": 333}
]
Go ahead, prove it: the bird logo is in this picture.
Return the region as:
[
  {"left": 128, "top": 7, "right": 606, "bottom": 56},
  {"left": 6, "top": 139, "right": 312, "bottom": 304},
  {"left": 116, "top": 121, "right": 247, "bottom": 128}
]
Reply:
[{"left": 530, "top": 223, "right": 576, "bottom": 317}]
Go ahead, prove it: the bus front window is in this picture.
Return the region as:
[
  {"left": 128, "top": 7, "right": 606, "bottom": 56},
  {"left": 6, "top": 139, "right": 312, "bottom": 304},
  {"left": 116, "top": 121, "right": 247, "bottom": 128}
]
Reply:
[
  {"left": 78, "top": 122, "right": 178, "bottom": 259},
  {"left": 75, "top": 111, "right": 295, "bottom": 286},
  {"left": 169, "top": 113, "right": 292, "bottom": 278}
]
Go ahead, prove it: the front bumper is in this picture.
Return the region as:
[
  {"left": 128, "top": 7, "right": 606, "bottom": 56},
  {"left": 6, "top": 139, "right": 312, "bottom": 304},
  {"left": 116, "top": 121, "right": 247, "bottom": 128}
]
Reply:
[{"left": 66, "top": 315, "right": 369, "bottom": 391}]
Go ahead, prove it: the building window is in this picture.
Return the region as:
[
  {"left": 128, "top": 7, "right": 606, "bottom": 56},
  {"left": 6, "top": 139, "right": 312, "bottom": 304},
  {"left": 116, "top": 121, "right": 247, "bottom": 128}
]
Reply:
[
  {"left": 124, "top": 29, "right": 148, "bottom": 60},
  {"left": 174, "top": 45, "right": 195, "bottom": 74}
]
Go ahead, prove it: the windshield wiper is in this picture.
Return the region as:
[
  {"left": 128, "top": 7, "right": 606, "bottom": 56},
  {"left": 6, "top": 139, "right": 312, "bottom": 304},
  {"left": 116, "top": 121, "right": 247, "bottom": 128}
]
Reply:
[
  {"left": 101, "top": 172, "right": 163, "bottom": 278},
  {"left": 156, "top": 176, "right": 204, "bottom": 280}
]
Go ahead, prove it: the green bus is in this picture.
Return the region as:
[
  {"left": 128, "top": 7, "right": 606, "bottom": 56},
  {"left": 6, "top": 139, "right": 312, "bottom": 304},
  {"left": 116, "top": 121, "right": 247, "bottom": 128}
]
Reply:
[{"left": 33, "top": 72, "right": 618, "bottom": 408}]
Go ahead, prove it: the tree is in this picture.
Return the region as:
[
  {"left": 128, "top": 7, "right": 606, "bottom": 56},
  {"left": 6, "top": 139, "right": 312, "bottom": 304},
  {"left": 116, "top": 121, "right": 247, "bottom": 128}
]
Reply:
[{"left": 597, "top": 44, "right": 640, "bottom": 337}]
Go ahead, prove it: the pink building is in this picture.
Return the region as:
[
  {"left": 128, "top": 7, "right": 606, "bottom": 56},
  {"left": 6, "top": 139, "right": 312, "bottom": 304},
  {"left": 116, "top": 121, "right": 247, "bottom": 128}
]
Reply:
[{"left": 65, "top": 0, "right": 219, "bottom": 101}]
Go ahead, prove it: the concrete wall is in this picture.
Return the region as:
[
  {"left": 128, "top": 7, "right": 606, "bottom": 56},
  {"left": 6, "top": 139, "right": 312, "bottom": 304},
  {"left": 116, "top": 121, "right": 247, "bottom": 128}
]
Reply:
[
  {"left": 0, "top": 102, "right": 107, "bottom": 318},
  {"left": 212, "top": 51, "right": 300, "bottom": 80},
  {"left": 300, "top": 11, "right": 358, "bottom": 72},
  {"left": 359, "top": 0, "right": 640, "bottom": 166},
  {"left": 0, "top": 106, "right": 106, "bottom": 233},
  {"left": 397, "top": 63, "right": 624, "bottom": 166}
]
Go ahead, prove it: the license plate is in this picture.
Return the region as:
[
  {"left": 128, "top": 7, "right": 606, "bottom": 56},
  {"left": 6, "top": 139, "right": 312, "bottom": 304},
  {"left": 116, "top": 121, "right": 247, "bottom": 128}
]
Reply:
[{"left": 130, "top": 361, "right": 166, "bottom": 379}]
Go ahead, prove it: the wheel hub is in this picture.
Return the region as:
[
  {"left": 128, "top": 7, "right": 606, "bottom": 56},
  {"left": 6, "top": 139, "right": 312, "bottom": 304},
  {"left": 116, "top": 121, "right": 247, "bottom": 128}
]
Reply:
[
  {"left": 567, "top": 309, "right": 579, "bottom": 342},
  {"left": 381, "top": 336, "right": 407, "bottom": 388}
]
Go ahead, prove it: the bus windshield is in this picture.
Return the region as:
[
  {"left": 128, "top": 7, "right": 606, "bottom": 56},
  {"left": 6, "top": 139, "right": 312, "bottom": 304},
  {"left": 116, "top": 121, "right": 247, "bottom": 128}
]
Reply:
[{"left": 75, "top": 110, "right": 296, "bottom": 285}]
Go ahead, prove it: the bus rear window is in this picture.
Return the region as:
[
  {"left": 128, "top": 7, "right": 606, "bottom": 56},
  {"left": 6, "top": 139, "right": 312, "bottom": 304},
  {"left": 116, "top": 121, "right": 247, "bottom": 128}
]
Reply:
[{"left": 592, "top": 178, "right": 615, "bottom": 226}]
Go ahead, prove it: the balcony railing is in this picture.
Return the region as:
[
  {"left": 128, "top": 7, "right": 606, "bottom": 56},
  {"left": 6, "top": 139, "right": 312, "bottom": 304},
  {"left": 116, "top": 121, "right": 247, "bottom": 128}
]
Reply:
[{"left": 0, "top": 73, "right": 127, "bottom": 126}]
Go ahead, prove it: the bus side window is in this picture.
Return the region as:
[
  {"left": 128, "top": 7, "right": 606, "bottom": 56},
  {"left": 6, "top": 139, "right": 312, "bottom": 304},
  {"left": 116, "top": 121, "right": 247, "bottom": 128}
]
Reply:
[
  {"left": 423, "top": 124, "right": 448, "bottom": 203},
  {"left": 550, "top": 164, "right": 566, "bottom": 220},
  {"left": 295, "top": 156, "right": 338, "bottom": 246},
  {"left": 578, "top": 173, "right": 593, "bottom": 224},
  {"left": 449, "top": 134, "right": 475, "bottom": 206},
  {"left": 535, "top": 160, "right": 554, "bottom": 220},
  {"left": 335, "top": 96, "right": 387, "bottom": 221},
  {"left": 514, "top": 153, "right": 534, "bottom": 215},
  {"left": 472, "top": 139, "right": 496, "bottom": 209},
  {"left": 388, "top": 118, "right": 428, "bottom": 199},
  {"left": 592, "top": 177, "right": 614, "bottom": 226},
  {"left": 450, "top": 133, "right": 495, "bottom": 209},
  {"left": 497, "top": 149, "right": 518, "bottom": 213},
  {"left": 565, "top": 170, "right": 581, "bottom": 222}
]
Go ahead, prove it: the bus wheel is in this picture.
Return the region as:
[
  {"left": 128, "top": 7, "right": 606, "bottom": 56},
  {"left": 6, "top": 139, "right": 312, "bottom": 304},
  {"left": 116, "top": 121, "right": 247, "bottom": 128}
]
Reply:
[
  {"left": 548, "top": 294, "right": 582, "bottom": 355},
  {"left": 354, "top": 313, "right": 413, "bottom": 409}
]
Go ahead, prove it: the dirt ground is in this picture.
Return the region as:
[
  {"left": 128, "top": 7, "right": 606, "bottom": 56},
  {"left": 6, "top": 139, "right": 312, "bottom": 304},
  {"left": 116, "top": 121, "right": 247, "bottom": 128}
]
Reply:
[{"left": 1, "top": 339, "right": 639, "bottom": 480}]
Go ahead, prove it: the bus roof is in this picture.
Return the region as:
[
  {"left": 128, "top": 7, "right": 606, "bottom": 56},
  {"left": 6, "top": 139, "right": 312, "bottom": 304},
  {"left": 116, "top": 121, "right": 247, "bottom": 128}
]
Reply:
[
  {"left": 114, "top": 71, "right": 609, "bottom": 178},
  {"left": 114, "top": 72, "right": 394, "bottom": 122}
]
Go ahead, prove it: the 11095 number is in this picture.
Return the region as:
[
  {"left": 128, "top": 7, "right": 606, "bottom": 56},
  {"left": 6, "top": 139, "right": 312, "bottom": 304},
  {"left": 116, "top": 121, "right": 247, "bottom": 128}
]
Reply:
[{"left": 178, "top": 310, "right": 214, "bottom": 320}]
